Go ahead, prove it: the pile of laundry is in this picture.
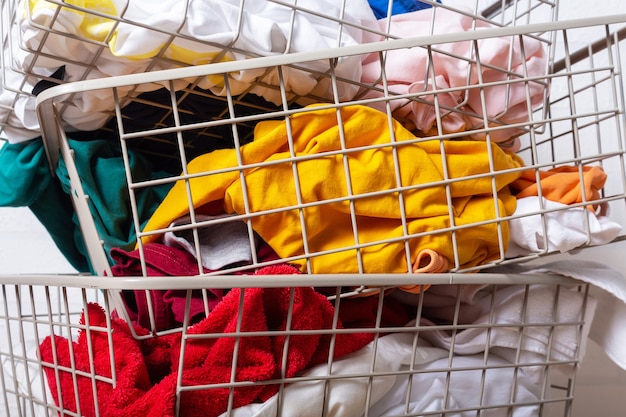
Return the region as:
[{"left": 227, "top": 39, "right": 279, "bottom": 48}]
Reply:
[
  {"left": 39, "top": 263, "right": 595, "bottom": 417},
  {"left": 4, "top": 0, "right": 540, "bottom": 143},
  {"left": 0, "top": 101, "right": 619, "bottom": 276},
  {"left": 1, "top": 1, "right": 624, "bottom": 416}
]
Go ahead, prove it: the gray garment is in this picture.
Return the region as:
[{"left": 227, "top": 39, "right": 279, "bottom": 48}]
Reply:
[{"left": 163, "top": 214, "right": 254, "bottom": 270}]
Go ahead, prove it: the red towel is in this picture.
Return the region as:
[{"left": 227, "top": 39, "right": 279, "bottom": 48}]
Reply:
[{"left": 39, "top": 264, "right": 387, "bottom": 417}]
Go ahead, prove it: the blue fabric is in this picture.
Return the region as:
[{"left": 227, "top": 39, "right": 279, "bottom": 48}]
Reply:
[{"left": 367, "top": 0, "right": 439, "bottom": 19}]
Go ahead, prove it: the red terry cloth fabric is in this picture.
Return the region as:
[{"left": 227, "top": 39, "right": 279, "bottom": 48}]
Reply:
[
  {"left": 39, "top": 264, "right": 398, "bottom": 417},
  {"left": 109, "top": 241, "right": 280, "bottom": 331}
]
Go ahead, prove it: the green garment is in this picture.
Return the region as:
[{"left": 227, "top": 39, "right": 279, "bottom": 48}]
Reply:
[
  {"left": 0, "top": 138, "right": 89, "bottom": 272},
  {"left": 0, "top": 138, "right": 172, "bottom": 273},
  {"left": 56, "top": 138, "right": 173, "bottom": 273}
]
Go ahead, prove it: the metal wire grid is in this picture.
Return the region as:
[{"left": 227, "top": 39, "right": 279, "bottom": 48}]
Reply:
[
  {"left": 0, "top": 273, "right": 592, "bottom": 417},
  {"left": 0, "top": 2, "right": 624, "bottom": 417},
  {"left": 516, "top": 23, "right": 626, "bottom": 236},
  {"left": 28, "top": 15, "right": 626, "bottom": 278},
  {"left": 13, "top": 20, "right": 618, "bottom": 414},
  {"left": 0, "top": 0, "right": 559, "bottom": 141},
  {"left": 0, "top": 283, "right": 103, "bottom": 417}
]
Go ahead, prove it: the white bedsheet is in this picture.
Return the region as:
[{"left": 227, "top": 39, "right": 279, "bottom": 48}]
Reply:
[{"left": 217, "top": 332, "right": 549, "bottom": 417}]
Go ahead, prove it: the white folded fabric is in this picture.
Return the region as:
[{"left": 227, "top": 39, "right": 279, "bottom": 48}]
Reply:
[
  {"left": 217, "top": 332, "right": 544, "bottom": 417},
  {"left": 500, "top": 259, "right": 626, "bottom": 371},
  {"left": 4, "top": 0, "right": 378, "bottom": 141},
  {"left": 0, "top": 21, "right": 43, "bottom": 143},
  {"left": 506, "top": 196, "right": 622, "bottom": 258},
  {"left": 0, "top": 87, "right": 41, "bottom": 143},
  {"left": 366, "top": 354, "right": 544, "bottom": 417},
  {"left": 163, "top": 214, "right": 254, "bottom": 271},
  {"left": 396, "top": 282, "right": 596, "bottom": 382}
]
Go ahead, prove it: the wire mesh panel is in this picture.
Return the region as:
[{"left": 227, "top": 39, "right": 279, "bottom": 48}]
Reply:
[
  {"left": 28, "top": 12, "right": 626, "bottom": 277},
  {"left": 2, "top": 0, "right": 626, "bottom": 416},
  {"left": 0, "top": 281, "right": 103, "bottom": 417},
  {"left": 1, "top": 0, "right": 559, "bottom": 142},
  {"left": 0, "top": 273, "right": 594, "bottom": 417}
]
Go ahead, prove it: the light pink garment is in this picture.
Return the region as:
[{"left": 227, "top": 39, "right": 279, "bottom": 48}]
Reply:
[{"left": 360, "top": 8, "right": 548, "bottom": 143}]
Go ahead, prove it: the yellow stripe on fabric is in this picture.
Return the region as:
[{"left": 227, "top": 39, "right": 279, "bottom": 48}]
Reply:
[
  {"left": 29, "top": 0, "right": 118, "bottom": 42},
  {"left": 28, "top": 0, "right": 230, "bottom": 72}
]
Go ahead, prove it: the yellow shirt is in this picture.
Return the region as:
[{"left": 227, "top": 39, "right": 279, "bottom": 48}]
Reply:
[{"left": 141, "top": 105, "right": 523, "bottom": 273}]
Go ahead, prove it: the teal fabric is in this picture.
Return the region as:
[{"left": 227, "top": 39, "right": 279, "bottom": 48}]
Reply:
[
  {"left": 0, "top": 139, "right": 90, "bottom": 272},
  {"left": 56, "top": 139, "right": 173, "bottom": 273},
  {"left": 0, "top": 138, "right": 172, "bottom": 274}
]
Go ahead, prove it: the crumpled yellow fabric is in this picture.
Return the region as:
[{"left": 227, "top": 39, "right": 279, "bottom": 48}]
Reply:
[{"left": 141, "top": 105, "right": 523, "bottom": 273}]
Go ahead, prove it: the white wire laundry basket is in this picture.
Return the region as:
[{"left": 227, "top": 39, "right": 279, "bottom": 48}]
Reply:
[{"left": 2, "top": 0, "right": 626, "bottom": 416}]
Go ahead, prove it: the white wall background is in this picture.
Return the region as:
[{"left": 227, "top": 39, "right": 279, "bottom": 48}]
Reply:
[
  {"left": 0, "top": 207, "right": 76, "bottom": 274},
  {"left": 1, "top": 1, "right": 626, "bottom": 416},
  {"left": 538, "top": 0, "right": 626, "bottom": 403}
]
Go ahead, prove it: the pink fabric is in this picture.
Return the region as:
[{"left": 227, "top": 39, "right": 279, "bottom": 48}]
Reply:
[{"left": 360, "top": 7, "right": 547, "bottom": 143}]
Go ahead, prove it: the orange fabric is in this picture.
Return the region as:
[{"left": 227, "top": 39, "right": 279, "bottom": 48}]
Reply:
[
  {"left": 412, "top": 249, "right": 450, "bottom": 274},
  {"left": 398, "top": 249, "right": 450, "bottom": 294},
  {"left": 352, "top": 249, "right": 450, "bottom": 297},
  {"left": 339, "top": 249, "right": 448, "bottom": 298},
  {"left": 511, "top": 165, "right": 607, "bottom": 211}
]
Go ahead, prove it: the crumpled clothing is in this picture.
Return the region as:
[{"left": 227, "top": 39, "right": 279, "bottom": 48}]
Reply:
[
  {"left": 505, "top": 196, "right": 622, "bottom": 258},
  {"left": 217, "top": 332, "right": 544, "bottom": 417},
  {"left": 329, "top": 248, "right": 448, "bottom": 299},
  {"left": 416, "top": 283, "right": 596, "bottom": 382},
  {"left": 505, "top": 165, "right": 619, "bottom": 257},
  {"left": 110, "top": 240, "right": 281, "bottom": 331},
  {"left": 55, "top": 138, "right": 173, "bottom": 274},
  {"left": 510, "top": 165, "right": 607, "bottom": 211},
  {"left": 0, "top": 139, "right": 89, "bottom": 271},
  {"left": 0, "top": 64, "right": 45, "bottom": 143},
  {"left": 110, "top": 243, "right": 225, "bottom": 330},
  {"left": 163, "top": 214, "right": 255, "bottom": 271},
  {"left": 6, "top": 0, "right": 377, "bottom": 139},
  {"left": 397, "top": 248, "right": 449, "bottom": 294},
  {"left": 359, "top": 7, "right": 548, "bottom": 143},
  {"left": 39, "top": 264, "right": 397, "bottom": 417},
  {"left": 141, "top": 104, "right": 523, "bottom": 273}
]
